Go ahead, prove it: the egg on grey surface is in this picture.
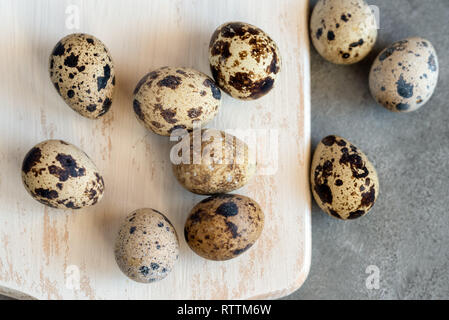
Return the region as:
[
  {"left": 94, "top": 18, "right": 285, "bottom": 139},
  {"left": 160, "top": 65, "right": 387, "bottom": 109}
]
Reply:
[
  {"left": 49, "top": 33, "right": 115, "bottom": 119},
  {"left": 184, "top": 194, "right": 264, "bottom": 261},
  {"left": 310, "top": 0, "right": 377, "bottom": 64},
  {"left": 114, "top": 208, "right": 179, "bottom": 283},
  {"left": 209, "top": 22, "right": 281, "bottom": 100},
  {"left": 311, "top": 135, "right": 379, "bottom": 220},
  {"left": 133, "top": 67, "right": 221, "bottom": 136},
  {"left": 172, "top": 129, "right": 256, "bottom": 195},
  {"left": 21, "top": 140, "right": 104, "bottom": 209},
  {"left": 369, "top": 37, "right": 439, "bottom": 113}
]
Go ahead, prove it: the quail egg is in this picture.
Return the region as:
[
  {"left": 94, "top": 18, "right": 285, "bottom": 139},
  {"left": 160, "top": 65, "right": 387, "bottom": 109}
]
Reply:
[
  {"left": 311, "top": 135, "right": 379, "bottom": 220},
  {"left": 184, "top": 194, "right": 264, "bottom": 261},
  {"left": 49, "top": 33, "right": 115, "bottom": 119},
  {"left": 172, "top": 129, "right": 256, "bottom": 195},
  {"left": 115, "top": 208, "right": 179, "bottom": 283},
  {"left": 369, "top": 37, "right": 439, "bottom": 112},
  {"left": 310, "top": 0, "right": 377, "bottom": 64},
  {"left": 209, "top": 22, "right": 281, "bottom": 100},
  {"left": 133, "top": 67, "right": 221, "bottom": 136},
  {"left": 21, "top": 140, "right": 104, "bottom": 209}
]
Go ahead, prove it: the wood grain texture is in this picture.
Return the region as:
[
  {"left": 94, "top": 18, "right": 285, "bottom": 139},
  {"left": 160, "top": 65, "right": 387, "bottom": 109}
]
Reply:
[{"left": 0, "top": 0, "right": 311, "bottom": 300}]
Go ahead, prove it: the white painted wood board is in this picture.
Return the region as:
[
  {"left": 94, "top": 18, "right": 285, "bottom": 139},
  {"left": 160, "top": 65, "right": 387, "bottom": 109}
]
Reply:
[{"left": 0, "top": 0, "right": 311, "bottom": 299}]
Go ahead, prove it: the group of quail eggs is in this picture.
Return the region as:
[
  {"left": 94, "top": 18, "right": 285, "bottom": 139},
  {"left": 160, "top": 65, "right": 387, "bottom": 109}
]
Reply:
[
  {"left": 22, "top": 22, "right": 281, "bottom": 283},
  {"left": 20, "top": 0, "right": 439, "bottom": 285},
  {"left": 309, "top": 0, "right": 439, "bottom": 220}
]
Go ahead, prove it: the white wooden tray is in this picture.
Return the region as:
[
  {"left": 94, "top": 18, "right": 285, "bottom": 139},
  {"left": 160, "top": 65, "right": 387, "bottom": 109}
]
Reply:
[{"left": 0, "top": 0, "right": 311, "bottom": 299}]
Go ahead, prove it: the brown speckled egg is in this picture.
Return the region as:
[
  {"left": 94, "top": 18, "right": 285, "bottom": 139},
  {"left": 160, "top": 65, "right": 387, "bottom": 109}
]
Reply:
[
  {"left": 172, "top": 129, "right": 256, "bottom": 195},
  {"left": 184, "top": 194, "right": 264, "bottom": 261},
  {"left": 114, "top": 208, "right": 179, "bottom": 283},
  {"left": 49, "top": 33, "right": 115, "bottom": 119},
  {"left": 369, "top": 37, "right": 439, "bottom": 113},
  {"left": 209, "top": 22, "right": 281, "bottom": 100},
  {"left": 132, "top": 67, "right": 221, "bottom": 136},
  {"left": 21, "top": 140, "right": 104, "bottom": 209},
  {"left": 311, "top": 135, "right": 379, "bottom": 220},
  {"left": 310, "top": 0, "right": 377, "bottom": 64}
]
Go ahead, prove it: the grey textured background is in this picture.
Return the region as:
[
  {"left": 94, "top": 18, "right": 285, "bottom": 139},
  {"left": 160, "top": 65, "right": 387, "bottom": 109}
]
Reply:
[
  {"left": 284, "top": 0, "right": 449, "bottom": 300},
  {"left": 1, "top": 0, "right": 448, "bottom": 300}
]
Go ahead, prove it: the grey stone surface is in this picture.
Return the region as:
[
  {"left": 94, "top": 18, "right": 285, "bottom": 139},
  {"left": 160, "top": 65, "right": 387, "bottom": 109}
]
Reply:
[
  {"left": 284, "top": 0, "right": 449, "bottom": 300},
  {"left": 1, "top": 0, "right": 447, "bottom": 301}
]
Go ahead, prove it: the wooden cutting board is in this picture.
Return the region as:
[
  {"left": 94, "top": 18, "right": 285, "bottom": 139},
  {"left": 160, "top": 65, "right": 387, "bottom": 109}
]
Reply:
[{"left": 0, "top": 0, "right": 311, "bottom": 300}]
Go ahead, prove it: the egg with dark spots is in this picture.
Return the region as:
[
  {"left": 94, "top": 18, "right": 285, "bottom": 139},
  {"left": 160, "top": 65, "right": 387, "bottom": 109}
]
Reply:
[
  {"left": 172, "top": 129, "right": 256, "bottom": 195},
  {"left": 369, "top": 37, "right": 439, "bottom": 112},
  {"left": 311, "top": 135, "right": 379, "bottom": 220},
  {"left": 21, "top": 140, "right": 105, "bottom": 209},
  {"left": 114, "top": 208, "right": 179, "bottom": 283},
  {"left": 184, "top": 194, "right": 264, "bottom": 261},
  {"left": 133, "top": 67, "right": 221, "bottom": 136},
  {"left": 310, "top": 0, "right": 377, "bottom": 64},
  {"left": 49, "top": 33, "right": 115, "bottom": 119},
  {"left": 209, "top": 22, "right": 281, "bottom": 100}
]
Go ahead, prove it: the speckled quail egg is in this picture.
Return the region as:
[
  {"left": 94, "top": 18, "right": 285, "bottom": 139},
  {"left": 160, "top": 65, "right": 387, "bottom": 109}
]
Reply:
[
  {"left": 369, "top": 37, "right": 439, "bottom": 112},
  {"left": 311, "top": 135, "right": 379, "bottom": 220},
  {"left": 115, "top": 208, "right": 179, "bottom": 283},
  {"left": 184, "top": 194, "right": 264, "bottom": 261},
  {"left": 310, "top": 0, "right": 377, "bottom": 64},
  {"left": 172, "top": 129, "right": 256, "bottom": 195},
  {"left": 49, "top": 33, "right": 115, "bottom": 119},
  {"left": 133, "top": 67, "right": 221, "bottom": 136},
  {"left": 21, "top": 140, "right": 104, "bottom": 209},
  {"left": 209, "top": 22, "right": 281, "bottom": 100}
]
